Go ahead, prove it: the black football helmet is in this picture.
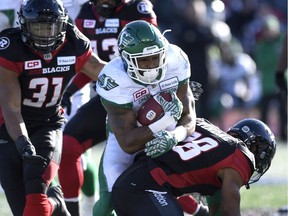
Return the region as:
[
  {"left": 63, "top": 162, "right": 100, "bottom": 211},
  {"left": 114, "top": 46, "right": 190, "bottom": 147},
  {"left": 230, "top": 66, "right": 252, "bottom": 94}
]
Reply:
[
  {"left": 228, "top": 118, "right": 276, "bottom": 185},
  {"left": 90, "top": 0, "right": 124, "bottom": 17},
  {"left": 18, "top": 0, "right": 68, "bottom": 54}
]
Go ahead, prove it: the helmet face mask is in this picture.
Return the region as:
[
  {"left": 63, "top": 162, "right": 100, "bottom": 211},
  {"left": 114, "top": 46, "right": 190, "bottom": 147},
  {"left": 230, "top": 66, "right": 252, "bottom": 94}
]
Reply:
[
  {"left": 118, "top": 20, "right": 168, "bottom": 85},
  {"left": 19, "top": 0, "right": 68, "bottom": 54},
  {"left": 227, "top": 118, "right": 276, "bottom": 185}
]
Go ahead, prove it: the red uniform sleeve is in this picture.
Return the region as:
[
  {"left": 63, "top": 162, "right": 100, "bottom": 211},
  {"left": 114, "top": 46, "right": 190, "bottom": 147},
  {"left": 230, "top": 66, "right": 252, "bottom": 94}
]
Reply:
[
  {"left": 0, "top": 57, "right": 23, "bottom": 74},
  {"left": 72, "top": 72, "right": 93, "bottom": 90},
  {"left": 75, "top": 48, "right": 92, "bottom": 73}
]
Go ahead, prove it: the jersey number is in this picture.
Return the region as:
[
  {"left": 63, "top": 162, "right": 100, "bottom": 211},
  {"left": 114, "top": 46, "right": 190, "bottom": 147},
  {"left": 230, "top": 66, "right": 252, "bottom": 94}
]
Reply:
[
  {"left": 90, "top": 38, "right": 118, "bottom": 60},
  {"left": 23, "top": 77, "right": 63, "bottom": 108},
  {"left": 173, "top": 132, "right": 218, "bottom": 160}
]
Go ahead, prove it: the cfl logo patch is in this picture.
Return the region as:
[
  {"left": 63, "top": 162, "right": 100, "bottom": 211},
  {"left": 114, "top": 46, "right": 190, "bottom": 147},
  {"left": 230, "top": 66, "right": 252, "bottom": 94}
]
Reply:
[{"left": 0, "top": 37, "right": 10, "bottom": 50}]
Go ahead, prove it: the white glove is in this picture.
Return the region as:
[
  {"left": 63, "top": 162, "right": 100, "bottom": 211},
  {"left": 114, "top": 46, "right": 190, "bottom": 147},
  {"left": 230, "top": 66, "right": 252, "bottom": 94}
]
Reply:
[
  {"left": 155, "top": 91, "right": 183, "bottom": 121},
  {"left": 145, "top": 130, "right": 177, "bottom": 158}
]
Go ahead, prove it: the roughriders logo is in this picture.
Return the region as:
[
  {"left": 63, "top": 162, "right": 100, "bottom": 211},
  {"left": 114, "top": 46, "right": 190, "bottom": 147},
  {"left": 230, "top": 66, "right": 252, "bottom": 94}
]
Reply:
[
  {"left": 118, "top": 32, "right": 134, "bottom": 49},
  {"left": 0, "top": 37, "right": 10, "bottom": 50},
  {"left": 98, "top": 74, "right": 119, "bottom": 91}
]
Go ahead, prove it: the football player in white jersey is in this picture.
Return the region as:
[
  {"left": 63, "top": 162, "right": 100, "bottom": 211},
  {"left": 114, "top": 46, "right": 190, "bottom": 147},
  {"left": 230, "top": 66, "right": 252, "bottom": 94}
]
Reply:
[{"left": 95, "top": 20, "right": 208, "bottom": 216}]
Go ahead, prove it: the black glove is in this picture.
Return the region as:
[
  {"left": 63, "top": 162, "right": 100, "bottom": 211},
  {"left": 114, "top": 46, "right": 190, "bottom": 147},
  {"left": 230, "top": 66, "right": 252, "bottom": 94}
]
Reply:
[
  {"left": 15, "top": 136, "right": 36, "bottom": 158},
  {"left": 276, "top": 72, "right": 287, "bottom": 95},
  {"left": 190, "top": 81, "right": 204, "bottom": 100},
  {"left": 61, "top": 92, "right": 72, "bottom": 116}
]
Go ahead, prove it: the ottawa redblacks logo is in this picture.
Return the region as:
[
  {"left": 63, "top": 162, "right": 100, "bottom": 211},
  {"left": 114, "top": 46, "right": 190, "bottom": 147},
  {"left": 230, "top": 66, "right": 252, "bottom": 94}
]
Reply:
[{"left": 0, "top": 37, "right": 10, "bottom": 50}]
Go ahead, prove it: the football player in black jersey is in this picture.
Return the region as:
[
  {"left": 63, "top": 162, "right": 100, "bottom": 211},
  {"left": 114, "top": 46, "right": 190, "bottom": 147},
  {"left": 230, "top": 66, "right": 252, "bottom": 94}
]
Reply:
[
  {"left": 111, "top": 118, "right": 276, "bottom": 216},
  {"left": 57, "top": 0, "right": 159, "bottom": 215},
  {"left": 0, "top": 0, "right": 106, "bottom": 215}
]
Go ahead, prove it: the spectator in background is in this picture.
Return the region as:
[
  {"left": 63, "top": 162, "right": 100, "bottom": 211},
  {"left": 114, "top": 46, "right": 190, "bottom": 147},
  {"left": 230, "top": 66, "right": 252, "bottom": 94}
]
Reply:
[
  {"left": 175, "top": 0, "right": 218, "bottom": 120},
  {"left": 254, "top": 14, "right": 286, "bottom": 141},
  {"left": 151, "top": 0, "right": 186, "bottom": 43},
  {"left": 257, "top": 1, "right": 287, "bottom": 32},
  {"left": 208, "top": 36, "right": 261, "bottom": 131},
  {"left": 223, "top": 0, "right": 259, "bottom": 55},
  {"left": 275, "top": 34, "right": 287, "bottom": 141}
]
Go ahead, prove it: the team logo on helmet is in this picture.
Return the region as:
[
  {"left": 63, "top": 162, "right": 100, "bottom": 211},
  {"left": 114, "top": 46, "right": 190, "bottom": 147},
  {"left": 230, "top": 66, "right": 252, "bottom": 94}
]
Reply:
[
  {"left": 0, "top": 37, "right": 10, "bottom": 50},
  {"left": 137, "top": 2, "right": 151, "bottom": 14},
  {"left": 118, "top": 32, "right": 134, "bottom": 49},
  {"left": 241, "top": 126, "right": 250, "bottom": 133}
]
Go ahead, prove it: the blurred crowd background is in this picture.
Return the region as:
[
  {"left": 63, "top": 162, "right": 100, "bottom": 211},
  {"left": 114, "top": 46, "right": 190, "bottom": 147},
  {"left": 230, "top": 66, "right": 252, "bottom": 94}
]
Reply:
[{"left": 0, "top": 0, "right": 287, "bottom": 141}]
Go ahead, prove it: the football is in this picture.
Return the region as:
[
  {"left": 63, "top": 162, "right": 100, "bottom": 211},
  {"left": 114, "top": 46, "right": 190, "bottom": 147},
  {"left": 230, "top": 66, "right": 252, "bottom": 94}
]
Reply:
[{"left": 137, "top": 92, "right": 172, "bottom": 126}]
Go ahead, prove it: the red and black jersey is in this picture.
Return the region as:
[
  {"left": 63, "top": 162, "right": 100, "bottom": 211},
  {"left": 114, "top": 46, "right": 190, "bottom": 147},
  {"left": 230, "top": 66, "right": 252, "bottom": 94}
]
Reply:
[
  {"left": 0, "top": 24, "right": 92, "bottom": 128},
  {"left": 75, "top": 0, "right": 157, "bottom": 61},
  {"left": 144, "top": 118, "right": 255, "bottom": 196}
]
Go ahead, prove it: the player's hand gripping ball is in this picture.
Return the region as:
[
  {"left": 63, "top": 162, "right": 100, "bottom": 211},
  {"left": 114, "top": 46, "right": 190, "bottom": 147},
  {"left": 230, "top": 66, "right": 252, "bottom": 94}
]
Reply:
[{"left": 137, "top": 92, "right": 172, "bottom": 126}]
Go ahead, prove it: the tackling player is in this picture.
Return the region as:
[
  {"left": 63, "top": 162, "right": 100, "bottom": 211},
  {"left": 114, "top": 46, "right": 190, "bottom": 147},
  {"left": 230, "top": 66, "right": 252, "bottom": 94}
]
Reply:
[
  {"left": 112, "top": 118, "right": 276, "bottom": 216},
  {"left": 0, "top": 0, "right": 106, "bottom": 215}
]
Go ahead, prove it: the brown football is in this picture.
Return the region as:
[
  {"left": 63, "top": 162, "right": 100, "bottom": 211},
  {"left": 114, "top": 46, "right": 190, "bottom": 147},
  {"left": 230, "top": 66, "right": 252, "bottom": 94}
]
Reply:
[{"left": 137, "top": 92, "right": 172, "bottom": 126}]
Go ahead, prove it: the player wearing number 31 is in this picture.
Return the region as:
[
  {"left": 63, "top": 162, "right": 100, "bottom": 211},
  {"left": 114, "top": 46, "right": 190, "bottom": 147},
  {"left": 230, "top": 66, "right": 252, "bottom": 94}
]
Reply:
[
  {"left": 95, "top": 19, "right": 197, "bottom": 214},
  {"left": 0, "top": 0, "right": 106, "bottom": 215}
]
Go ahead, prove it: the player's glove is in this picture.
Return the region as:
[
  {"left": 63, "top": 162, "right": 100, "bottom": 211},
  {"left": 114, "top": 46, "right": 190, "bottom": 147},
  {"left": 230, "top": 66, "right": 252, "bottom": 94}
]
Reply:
[
  {"left": 15, "top": 135, "right": 36, "bottom": 158},
  {"left": 155, "top": 91, "right": 183, "bottom": 121},
  {"left": 145, "top": 130, "right": 177, "bottom": 158},
  {"left": 190, "top": 81, "right": 203, "bottom": 100},
  {"left": 61, "top": 92, "right": 72, "bottom": 116},
  {"left": 276, "top": 72, "right": 287, "bottom": 95}
]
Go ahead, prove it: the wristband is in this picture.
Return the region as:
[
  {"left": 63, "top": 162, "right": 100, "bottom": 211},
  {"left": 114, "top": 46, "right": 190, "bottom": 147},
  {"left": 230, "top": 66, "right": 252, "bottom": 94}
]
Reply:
[
  {"left": 148, "top": 113, "right": 175, "bottom": 134},
  {"left": 171, "top": 126, "right": 187, "bottom": 142}
]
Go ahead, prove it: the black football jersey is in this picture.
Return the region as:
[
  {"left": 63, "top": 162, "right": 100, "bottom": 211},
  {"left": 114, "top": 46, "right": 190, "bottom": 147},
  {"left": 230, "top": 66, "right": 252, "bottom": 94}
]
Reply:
[
  {"left": 145, "top": 118, "right": 255, "bottom": 196},
  {"left": 75, "top": 0, "right": 157, "bottom": 62},
  {"left": 0, "top": 24, "right": 92, "bottom": 128}
]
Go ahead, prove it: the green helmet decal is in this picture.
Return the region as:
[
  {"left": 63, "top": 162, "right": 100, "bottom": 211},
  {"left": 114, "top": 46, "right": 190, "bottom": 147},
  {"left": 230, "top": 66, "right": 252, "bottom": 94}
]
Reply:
[{"left": 118, "top": 20, "right": 168, "bottom": 84}]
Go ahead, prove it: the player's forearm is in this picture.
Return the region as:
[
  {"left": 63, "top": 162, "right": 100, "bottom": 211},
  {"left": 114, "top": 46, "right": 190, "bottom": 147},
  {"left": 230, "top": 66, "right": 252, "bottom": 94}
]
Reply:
[
  {"left": 221, "top": 179, "right": 241, "bottom": 216},
  {"left": 178, "top": 97, "right": 196, "bottom": 135},
  {"left": 117, "top": 126, "right": 154, "bottom": 154},
  {"left": 64, "top": 73, "right": 90, "bottom": 96},
  {"left": 81, "top": 52, "right": 107, "bottom": 81},
  {"left": 2, "top": 109, "right": 28, "bottom": 141}
]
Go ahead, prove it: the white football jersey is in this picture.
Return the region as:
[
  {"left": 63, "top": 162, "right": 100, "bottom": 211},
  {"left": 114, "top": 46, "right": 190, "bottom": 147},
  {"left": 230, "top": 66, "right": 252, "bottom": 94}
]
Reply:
[{"left": 96, "top": 43, "right": 191, "bottom": 191}]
